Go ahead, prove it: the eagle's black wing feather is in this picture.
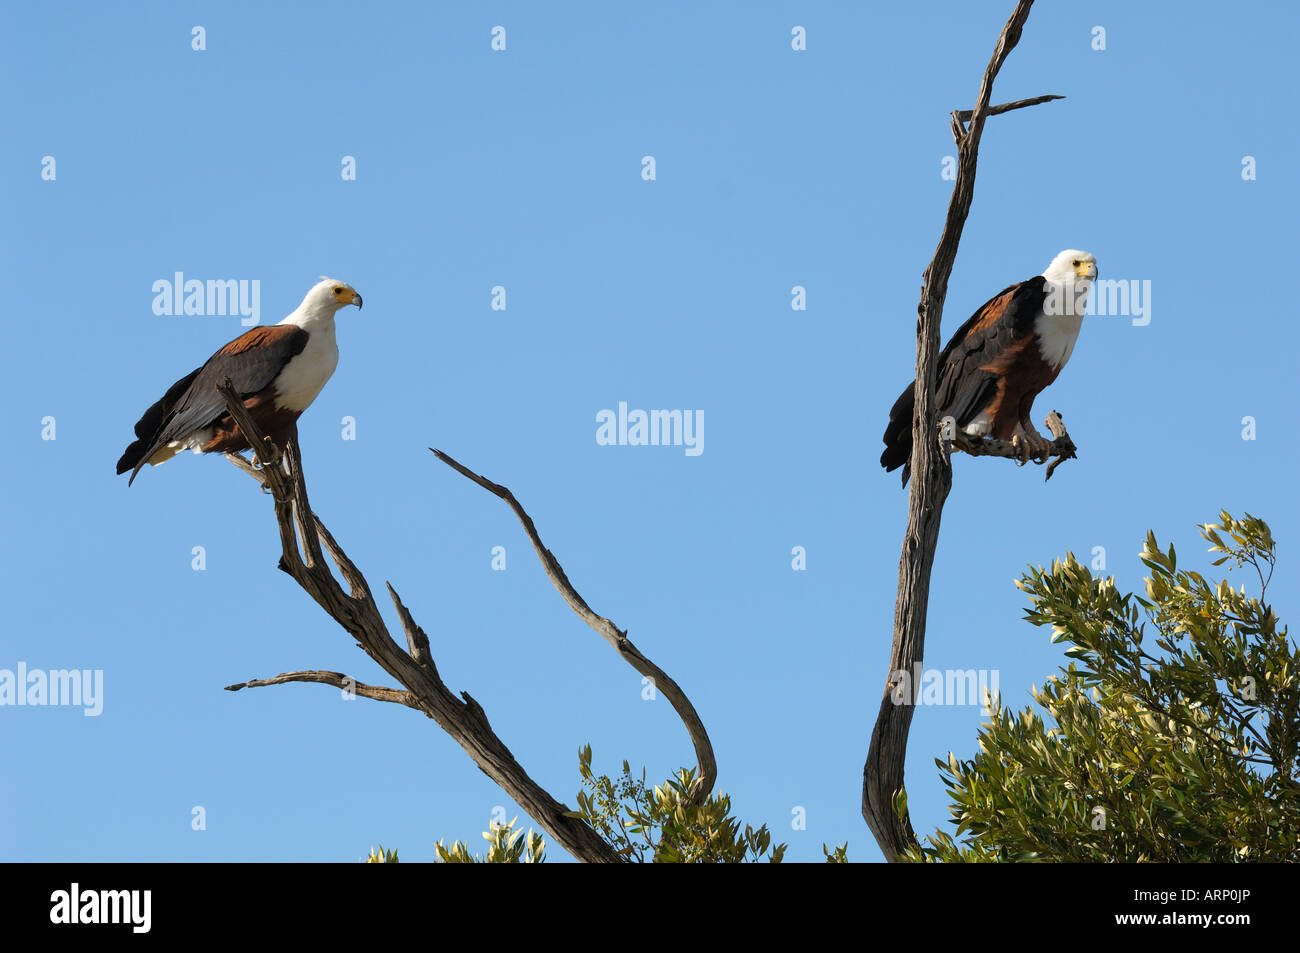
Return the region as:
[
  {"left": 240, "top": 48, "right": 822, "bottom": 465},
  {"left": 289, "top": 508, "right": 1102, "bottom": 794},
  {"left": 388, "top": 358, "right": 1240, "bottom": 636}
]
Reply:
[
  {"left": 936, "top": 277, "right": 1046, "bottom": 427},
  {"left": 116, "top": 366, "right": 204, "bottom": 476},
  {"left": 880, "top": 276, "right": 1048, "bottom": 484},
  {"left": 118, "top": 326, "right": 308, "bottom": 484}
]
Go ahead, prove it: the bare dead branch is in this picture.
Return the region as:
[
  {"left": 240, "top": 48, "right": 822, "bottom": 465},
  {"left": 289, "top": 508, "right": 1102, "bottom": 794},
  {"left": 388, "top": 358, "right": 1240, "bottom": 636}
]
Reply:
[
  {"left": 1041, "top": 412, "right": 1076, "bottom": 480},
  {"left": 864, "top": 0, "right": 1048, "bottom": 861},
  {"left": 284, "top": 437, "right": 324, "bottom": 569},
  {"left": 223, "top": 450, "right": 267, "bottom": 484},
  {"left": 431, "top": 448, "right": 718, "bottom": 803},
  {"left": 951, "top": 93, "right": 1063, "bottom": 137},
  {"left": 947, "top": 410, "right": 1077, "bottom": 481},
  {"left": 225, "top": 670, "right": 411, "bottom": 706},
  {"left": 215, "top": 383, "right": 624, "bottom": 863},
  {"left": 217, "top": 380, "right": 308, "bottom": 575},
  {"left": 386, "top": 582, "right": 436, "bottom": 674}
]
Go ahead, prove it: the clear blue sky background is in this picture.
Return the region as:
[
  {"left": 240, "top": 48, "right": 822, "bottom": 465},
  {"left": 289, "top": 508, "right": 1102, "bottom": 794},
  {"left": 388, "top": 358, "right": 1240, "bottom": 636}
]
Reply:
[{"left": 3, "top": 1, "right": 1297, "bottom": 863}]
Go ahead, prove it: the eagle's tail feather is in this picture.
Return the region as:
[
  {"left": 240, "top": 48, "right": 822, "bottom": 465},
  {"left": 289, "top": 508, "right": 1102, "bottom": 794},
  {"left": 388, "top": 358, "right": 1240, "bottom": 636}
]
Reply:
[
  {"left": 117, "top": 367, "right": 203, "bottom": 486},
  {"left": 116, "top": 439, "right": 149, "bottom": 481},
  {"left": 880, "top": 383, "right": 914, "bottom": 486}
]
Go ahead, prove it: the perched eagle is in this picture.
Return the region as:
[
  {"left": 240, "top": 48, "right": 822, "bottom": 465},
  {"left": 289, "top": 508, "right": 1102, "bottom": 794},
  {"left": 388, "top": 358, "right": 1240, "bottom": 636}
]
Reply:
[
  {"left": 117, "top": 278, "right": 362, "bottom": 485},
  {"left": 881, "top": 250, "right": 1097, "bottom": 485}
]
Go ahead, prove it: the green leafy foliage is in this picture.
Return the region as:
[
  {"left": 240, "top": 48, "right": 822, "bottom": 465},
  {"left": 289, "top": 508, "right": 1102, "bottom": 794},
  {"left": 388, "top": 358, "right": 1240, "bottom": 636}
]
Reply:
[
  {"left": 904, "top": 512, "right": 1299, "bottom": 862},
  {"left": 363, "top": 845, "right": 399, "bottom": 863},
  {"left": 375, "top": 746, "right": 851, "bottom": 862},
  {"left": 434, "top": 818, "right": 547, "bottom": 864},
  {"left": 822, "top": 842, "right": 850, "bottom": 863},
  {"left": 566, "top": 744, "right": 788, "bottom": 863}
]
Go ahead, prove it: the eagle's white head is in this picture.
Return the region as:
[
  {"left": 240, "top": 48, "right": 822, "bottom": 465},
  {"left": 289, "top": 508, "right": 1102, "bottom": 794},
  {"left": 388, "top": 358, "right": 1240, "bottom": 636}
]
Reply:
[
  {"left": 1037, "top": 250, "right": 1097, "bottom": 367},
  {"left": 307, "top": 276, "right": 363, "bottom": 312},
  {"left": 283, "top": 277, "right": 363, "bottom": 328},
  {"left": 1042, "top": 249, "right": 1098, "bottom": 285}
]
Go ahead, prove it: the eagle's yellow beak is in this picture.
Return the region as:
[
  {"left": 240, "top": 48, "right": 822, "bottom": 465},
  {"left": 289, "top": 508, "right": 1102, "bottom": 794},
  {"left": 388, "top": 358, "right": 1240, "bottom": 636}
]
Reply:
[
  {"left": 331, "top": 285, "right": 363, "bottom": 309},
  {"left": 1075, "top": 260, "right": 1098, "bottom": 280}
]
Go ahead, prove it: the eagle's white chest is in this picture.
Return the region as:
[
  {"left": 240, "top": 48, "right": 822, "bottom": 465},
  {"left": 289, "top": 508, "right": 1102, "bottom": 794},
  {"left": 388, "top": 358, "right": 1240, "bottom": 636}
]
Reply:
[
  {"left": 1033, "top": 309, "right": 1084, "bottom": 369},
  {"left": 274, "top": 322, "right": 339, "bottom": 412}
]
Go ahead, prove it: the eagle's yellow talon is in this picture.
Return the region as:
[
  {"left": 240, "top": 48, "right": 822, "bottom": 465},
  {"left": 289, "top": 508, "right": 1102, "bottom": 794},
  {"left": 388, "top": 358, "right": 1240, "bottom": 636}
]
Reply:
[{"left": 1013, "top": 432, "right": 1052, "bottom": 466}]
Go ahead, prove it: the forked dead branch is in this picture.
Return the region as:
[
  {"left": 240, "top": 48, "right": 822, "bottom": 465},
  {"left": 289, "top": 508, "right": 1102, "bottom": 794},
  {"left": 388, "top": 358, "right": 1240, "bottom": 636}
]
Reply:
[
  {"left": 214, "top": 378, "right": 715, "bottom": 863},
  {"left": 863, "top": 0, "right": 1071, "bottom": 860}
]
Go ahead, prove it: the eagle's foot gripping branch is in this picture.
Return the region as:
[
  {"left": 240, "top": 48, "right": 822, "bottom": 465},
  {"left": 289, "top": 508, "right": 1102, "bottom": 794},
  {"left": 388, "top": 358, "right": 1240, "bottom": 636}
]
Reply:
[
  {"left": 1011, "top": 430, "right": 1053, "bottom": 466},
  {"left": 945, "top": 410, "right": 1077, "bottom": 482},
  {"left": 240, "top": 435, "right": 282, "bottom": 473},
  {"left": 223, "top": 440, "right": 290, "bottom": 501}
]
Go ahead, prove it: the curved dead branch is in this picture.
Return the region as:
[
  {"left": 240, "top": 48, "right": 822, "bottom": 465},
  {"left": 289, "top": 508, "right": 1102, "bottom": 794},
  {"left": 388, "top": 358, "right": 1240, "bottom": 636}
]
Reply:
[
  {"left": 863, "top": 0, "right": 1057, "bottom": 860},
  {"left": 949, "top": 410, "right": 1077, "bottom": 481},
  {"left": 225, "top": 670, "right": 411, "bottom": 705},
  {"left": 215, "top": 378, "right": 623, "bottom": 863},
  {"left": 431, "top": 448, "right": 717, "bottom": 803}
]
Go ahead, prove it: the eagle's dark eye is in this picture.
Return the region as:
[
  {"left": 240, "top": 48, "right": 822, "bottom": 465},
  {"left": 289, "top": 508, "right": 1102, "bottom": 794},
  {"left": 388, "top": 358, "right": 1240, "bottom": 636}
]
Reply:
[{"left": 333, "top": 287, "right": 343, "bottom": 294}]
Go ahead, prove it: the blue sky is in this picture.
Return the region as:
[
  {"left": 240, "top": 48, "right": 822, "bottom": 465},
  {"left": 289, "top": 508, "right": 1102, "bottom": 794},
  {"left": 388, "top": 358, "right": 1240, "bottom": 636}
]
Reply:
[{"left": 3, "top": 1, "right": 1297, "bottom": 862}]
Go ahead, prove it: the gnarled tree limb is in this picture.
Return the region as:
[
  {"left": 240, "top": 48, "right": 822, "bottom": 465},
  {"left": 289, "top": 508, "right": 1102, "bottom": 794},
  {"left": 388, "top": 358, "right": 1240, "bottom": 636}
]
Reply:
[
  {"left": 214, "top": 379, "right": 623, "bottom": 863},
  {"left": 949, "top": 410, "right": 1077, "bottom": 481},
  {"left": 225, "top": 670, "right": 411, "bottom": 705},
  {"left": 951, "top": 93, "right": 1063, "bottom": 135},
  {"left": 863, "top": 0, "right": 1059, "bottom": 860},
  {"left": 431, "top": 448, "right": 717, "bottom": 804}
]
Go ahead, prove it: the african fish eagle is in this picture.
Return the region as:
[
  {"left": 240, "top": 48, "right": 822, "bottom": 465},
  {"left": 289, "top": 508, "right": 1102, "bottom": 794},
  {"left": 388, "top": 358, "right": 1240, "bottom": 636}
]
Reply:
[
  {"left": 116, "top": 277, "right": 362, "bottom": 485},
  {"left": 880, "top": 249, "right": 1097, "bottom": 485}
]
